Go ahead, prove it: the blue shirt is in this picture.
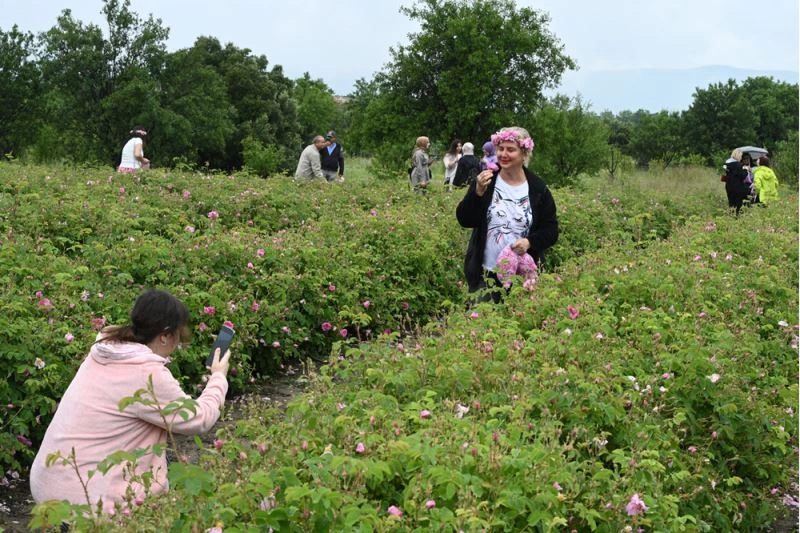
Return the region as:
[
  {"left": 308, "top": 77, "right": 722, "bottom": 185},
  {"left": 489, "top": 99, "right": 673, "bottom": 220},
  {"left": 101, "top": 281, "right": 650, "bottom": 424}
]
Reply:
[{"left": 327, "top": 143, "right": 337, "bottom": 155}]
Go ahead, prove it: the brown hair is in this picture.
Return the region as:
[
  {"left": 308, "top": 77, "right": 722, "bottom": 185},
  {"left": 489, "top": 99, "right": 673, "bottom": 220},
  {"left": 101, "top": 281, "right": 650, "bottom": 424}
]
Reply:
[
  {"left": 101, "top": 289, "right": 191, "bottom": 345},
  {"left": 758, "top": 156, "right": 770, "bottom": 167}
]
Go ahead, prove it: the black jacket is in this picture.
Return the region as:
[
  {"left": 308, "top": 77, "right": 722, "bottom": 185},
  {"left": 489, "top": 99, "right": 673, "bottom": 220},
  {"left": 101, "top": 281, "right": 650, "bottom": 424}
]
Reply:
[
  {"left": 319, "top": 143, "right": 344, "bottom": 174},
  {"left": 452, "top": 154, "right": 481, "bottom": 187},
  {"left": 456, "top": 167, "right": 559, "bottom": 292},
  {"left": 724, "top": 159, "right": 749, "bottom": 195}
]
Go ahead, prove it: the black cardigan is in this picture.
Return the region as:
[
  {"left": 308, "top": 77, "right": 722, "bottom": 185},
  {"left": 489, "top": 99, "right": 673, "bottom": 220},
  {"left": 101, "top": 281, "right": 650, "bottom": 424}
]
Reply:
[
  {"left": 319, "top": 143, "right": 345, "bottom": 175},
  {"left": 456, "top": 167, "right": 559, "bottom": 292}
]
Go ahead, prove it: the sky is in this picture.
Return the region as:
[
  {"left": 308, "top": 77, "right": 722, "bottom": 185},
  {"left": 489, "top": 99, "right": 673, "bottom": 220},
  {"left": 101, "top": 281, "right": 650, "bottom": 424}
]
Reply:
[{"left": 3, "top": 0, "right": 798, "bottom": 105}]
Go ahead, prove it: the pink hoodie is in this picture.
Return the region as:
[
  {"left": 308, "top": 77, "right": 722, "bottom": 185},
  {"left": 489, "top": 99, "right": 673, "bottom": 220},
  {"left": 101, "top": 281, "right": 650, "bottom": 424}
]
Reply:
[{"left": 30, "top": 337, "right": 228, "bottom": 512}]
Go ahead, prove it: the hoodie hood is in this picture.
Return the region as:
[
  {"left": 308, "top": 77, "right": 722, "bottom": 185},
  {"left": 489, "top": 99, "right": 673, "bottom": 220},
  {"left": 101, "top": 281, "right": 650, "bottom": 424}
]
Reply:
[{"left": 89, "top": 332, "right": 167, "bottom": 366}]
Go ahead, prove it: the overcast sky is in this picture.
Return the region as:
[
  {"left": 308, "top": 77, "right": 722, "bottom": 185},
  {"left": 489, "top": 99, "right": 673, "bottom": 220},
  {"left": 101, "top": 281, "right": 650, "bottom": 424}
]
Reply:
[{"left": 3, "top": 0, "right": 798, "bottom": 96}]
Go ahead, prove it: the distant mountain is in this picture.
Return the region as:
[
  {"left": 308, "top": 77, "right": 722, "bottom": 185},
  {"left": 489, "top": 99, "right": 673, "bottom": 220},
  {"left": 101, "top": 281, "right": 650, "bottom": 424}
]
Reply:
[{"left": 551, "top": 65, "right": 799, "bottom": 114}]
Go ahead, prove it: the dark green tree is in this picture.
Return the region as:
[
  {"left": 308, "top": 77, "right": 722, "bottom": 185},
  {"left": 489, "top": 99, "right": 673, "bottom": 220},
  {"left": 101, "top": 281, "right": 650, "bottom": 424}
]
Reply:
[
  {"left": 682, "top": 79, "right": 757, "bottom": 160},
  {"left": 0, "top": 25, "right": 40, "bottom": 157},
  {"left": 527, "top": 95, "right": 609, "bottom": 187},
  {"left": 293, "top": 73, "right": 338, "bottom": 143},
  {"left": 737, "top": 76, "right": 799, "bottom": 150},
  {"left": 352, "top": 0, "right": 575, "bottom": 166},
  {"left": 627, "top": 110, "right": 685, "bottom": 168}
]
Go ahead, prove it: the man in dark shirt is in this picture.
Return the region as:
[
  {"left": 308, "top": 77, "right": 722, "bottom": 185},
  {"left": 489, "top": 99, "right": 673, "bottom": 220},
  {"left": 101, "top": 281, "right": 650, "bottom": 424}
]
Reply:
[{"left": 319, "top": 130, "right": 345, "bottom": 182}]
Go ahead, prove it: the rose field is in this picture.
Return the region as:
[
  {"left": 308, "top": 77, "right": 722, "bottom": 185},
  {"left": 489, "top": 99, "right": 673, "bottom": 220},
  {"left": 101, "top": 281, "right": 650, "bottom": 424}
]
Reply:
[{"left": 0, "top": 160, "right": 797, "bottom": 532}]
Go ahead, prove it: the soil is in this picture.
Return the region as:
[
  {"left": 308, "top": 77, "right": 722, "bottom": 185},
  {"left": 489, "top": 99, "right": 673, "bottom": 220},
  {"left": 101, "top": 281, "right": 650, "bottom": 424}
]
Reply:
[{"left": 1, "top": 367, "right": 797, "bottom": 533}]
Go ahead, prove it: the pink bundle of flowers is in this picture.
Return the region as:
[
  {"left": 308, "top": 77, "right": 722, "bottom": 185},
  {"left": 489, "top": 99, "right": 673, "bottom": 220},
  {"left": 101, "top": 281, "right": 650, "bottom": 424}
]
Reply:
[
  {"left": 495, "top": 244, "right": 538, "bottom": 288},
  {"left": 491, "top": 130, "right": 534, "bottom": 152}
]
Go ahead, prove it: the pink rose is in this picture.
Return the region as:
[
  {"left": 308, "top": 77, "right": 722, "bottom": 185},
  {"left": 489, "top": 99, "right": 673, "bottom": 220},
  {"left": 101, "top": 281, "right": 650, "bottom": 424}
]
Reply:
[
  {"left": 362, "top": 300, "right": 371, "bottom": 309},
  {"left": 420, "top": 409, "right": 431, "bottom": 419},
  {"left": 256, "top": 248, "right": 265, "bottom": 257},
  {"left": 625, "top": 493, "right": 648, "bottom": 516},
  {"left": 203, "top": 306, "right": 216, "bottom": 316},
  {"left": 567, "top": 305, "right": 579, "bottom": 320},
  {"left": 182, "top": 190, "right": 191, "bottom": 199},
  {"left": 355, "top": 442, "right": 365, "bottom": 454},
  {"left": 198, "top": 322, "right": 208, "bottom": 332},
  {"left": 251, "top": 301, "right": 260, "bottom": 312},
  {"left": 321, "top": 322, "right": 333, "bottom": 332},
  {"left": 339, "top": 328, "right": 348, "bottom": 338},
  {"left": 425, "top": 499, "right": 436, "bottom": 509},
  {"left": 223, "top": 320, "right": 234, "bottom": 329},
  {"left": 207, "top": 210, "right": 219, "bottom": 220},
  {"left": 64, "top": 333, "right": 75, "bottom": 343},
  {"left": 387, "top": 505, "right": 402, "bottom": 517}
]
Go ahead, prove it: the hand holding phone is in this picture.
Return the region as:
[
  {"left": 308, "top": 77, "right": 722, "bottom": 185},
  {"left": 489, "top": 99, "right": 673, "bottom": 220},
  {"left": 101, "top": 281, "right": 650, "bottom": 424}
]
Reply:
[{"left": 206, "top": 325, "right": 235, "bottom": 369}]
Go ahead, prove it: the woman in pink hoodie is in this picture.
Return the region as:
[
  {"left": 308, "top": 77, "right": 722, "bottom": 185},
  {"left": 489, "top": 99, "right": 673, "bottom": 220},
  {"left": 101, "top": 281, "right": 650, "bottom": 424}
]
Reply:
[{"left": 30, "top": 289, "right": 231, "bottom": 513}]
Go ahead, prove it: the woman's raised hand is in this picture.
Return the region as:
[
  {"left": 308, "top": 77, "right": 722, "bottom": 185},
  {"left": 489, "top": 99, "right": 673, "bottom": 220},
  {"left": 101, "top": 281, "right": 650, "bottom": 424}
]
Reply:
[
  {"left": 209, "top": 347, "right": 232, "bottom": 376},
  {"left": 475, "top": 170, "right": 494, "bottom": 197}
]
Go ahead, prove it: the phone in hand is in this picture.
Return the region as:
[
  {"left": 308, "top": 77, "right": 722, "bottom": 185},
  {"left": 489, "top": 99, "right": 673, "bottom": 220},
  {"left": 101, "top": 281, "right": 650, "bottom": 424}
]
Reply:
[{"left": 205, "top": 324, "right": 235, "bottom": 368}]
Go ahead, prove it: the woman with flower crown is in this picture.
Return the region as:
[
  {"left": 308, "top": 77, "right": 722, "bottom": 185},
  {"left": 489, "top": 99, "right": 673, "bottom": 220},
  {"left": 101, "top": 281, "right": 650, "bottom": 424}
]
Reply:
[{"left": 456, "top": 126, "right": 559, "bottom": 302}]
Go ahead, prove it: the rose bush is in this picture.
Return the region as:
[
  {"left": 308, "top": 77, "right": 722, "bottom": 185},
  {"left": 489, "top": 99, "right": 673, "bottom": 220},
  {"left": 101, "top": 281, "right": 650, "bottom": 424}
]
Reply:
[{"left": 2, "top": 161, "right": 795, "bottom": 531}]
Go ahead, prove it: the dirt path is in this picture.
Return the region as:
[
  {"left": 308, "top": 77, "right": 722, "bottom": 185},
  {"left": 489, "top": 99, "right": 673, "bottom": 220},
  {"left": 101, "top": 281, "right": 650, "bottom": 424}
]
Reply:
[{"left": 0, "top": 371, "right": 304, "bottom": 533}]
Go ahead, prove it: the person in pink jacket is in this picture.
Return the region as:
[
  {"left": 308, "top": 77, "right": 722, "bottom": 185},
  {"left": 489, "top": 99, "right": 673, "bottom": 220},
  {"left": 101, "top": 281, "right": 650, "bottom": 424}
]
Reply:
[{"left": 30, "top": 289, "right": 231, "bottom": 514}]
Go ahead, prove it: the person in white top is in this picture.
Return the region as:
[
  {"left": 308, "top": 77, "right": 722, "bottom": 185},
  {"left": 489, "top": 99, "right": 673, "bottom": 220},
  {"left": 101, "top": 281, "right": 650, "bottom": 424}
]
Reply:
[
  {"left": 118, "top": 126, "right": 150, "bottom": 173},
  {"left": 442, "top": 139, "right": 462, "bottom": 191}
]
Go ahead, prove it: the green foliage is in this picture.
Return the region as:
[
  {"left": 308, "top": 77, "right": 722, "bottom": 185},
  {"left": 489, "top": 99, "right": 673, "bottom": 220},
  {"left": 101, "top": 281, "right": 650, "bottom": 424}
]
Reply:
[
  {"left": 627, "top": 110, "right": 684, "bottom": 168},
  {"left": 241, "top": 136, "right": 283, "bottom": 178},
  {"left": 68, "top": 184, "right": 796, "bottom": 531},
  {"left": 773, "top": 130, "right": 799, "bottom": 186},
  {"left": 527, "top": 95, "right": 610, "bottom": 187},
  {"left": 293, "top": 73, "right": 338, "bottom": 143},
  {"left": 349, "top": 0, "right": 575, "bottom": 166}
]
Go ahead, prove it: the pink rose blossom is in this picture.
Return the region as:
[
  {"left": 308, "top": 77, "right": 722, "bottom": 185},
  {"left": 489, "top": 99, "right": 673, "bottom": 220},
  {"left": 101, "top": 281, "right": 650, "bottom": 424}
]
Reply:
[
  {"left": 567, "top": 305, "right": 579, "bottom": 320},
  {"left": 339, "top": 328, "right": 348, "bottom": 338},
  {"left": 134, "top": 495, "right": 145, "bottom": 506},
  {"left": 198, "top": 322, "right": 208, "bottom": 332},
  {"left": 625, "top": 493, "right": 648, "bottom": 516},
  {"left": 91, "top": 316, "right": 106, "bottom": 330},
  {"left": 247, "top": 262, "right": 254, "bottom": 269},
  {"left": 64, "top": 333, "right": 75, "bottom": 343},
  {"left": 425, "top": 499, "right": 436, "bottom": 509},
  {"left": 553, "top": 482, "right": 562, "bottom": 491},
  {"left": 420, "top": 409, "right": 431, "bottom": 419},
  {"left": 470, "top": 312, "right": 479, "bottom": 319},
  {"left": 223, "top": 320, "right": 234, "bottom": 329},
  {"left": 37, "top": 298, "right": 53, "bottom": 310},
  {"left": 251, "top": 301, "right": 260, "bottom": 312},
  {"left": 321, "top": 322, "right": 333, "bottom": 332},
  {"left": 207, "top": 210, "right": 219, "bottom": 220},
  {"left": 213, "top": 439, "right": 224, "bottom": 450},
  {"left": 708, "top": 373, "right": 721, "bottom": 383},
  {"left": 185, "top": 225, "right": 195, "bottom": 233},
  {"left": 370, "top": 208, "right": 378, "bottom": 216},
  {"left": 203, "top": 306, "right": 216, "bottom": 316},
  {"left": 256, "top": 248, "right": 265, "bottom": 257},
  {"left": 281, "top": 326, "right": 290, "bottom": 334},
  {"left": 355, "top": 442, "right": 366, "bottom": 454},
  {"left": 35, "top": 290, "right": 43, "bottom": 298},
  {"left": 662, "top": 372, "right": 671, "bottom": 379},
  {"left": 711, "top": 431, "right": 718, "bottom": 439},
  {"left": 362, "top": 300, "right": 371, "bottom": 309},
  {"left": 272, "top": 341, "right": 280, "bottom": 348},
  {"left": 688, "top": 446, "right": 698, "bottom": 453},
  {"left": 182, "top": 190, "right": 191, "bottom": 199},
  {"left": 328, "top": 284, "right": 336, "bottom": 292},
  {"left": 387, "top": 505, "right": 402, "bottom": 517}
]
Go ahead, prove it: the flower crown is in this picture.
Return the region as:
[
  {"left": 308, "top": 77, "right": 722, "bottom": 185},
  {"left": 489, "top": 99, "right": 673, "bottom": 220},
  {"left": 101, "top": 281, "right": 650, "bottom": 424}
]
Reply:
[{"left": 491, "top": 129, "right": 534, "bottom": 152}]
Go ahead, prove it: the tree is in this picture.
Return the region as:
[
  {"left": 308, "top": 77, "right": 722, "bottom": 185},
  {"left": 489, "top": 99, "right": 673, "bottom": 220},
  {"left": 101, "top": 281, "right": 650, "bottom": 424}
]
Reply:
[
  {"left": 626, "top": 111, "right": 685, "bottom": 168},
  {"left": 183, "top": 37, "right": 301, "bottom": 170},
  {"left": 293, "top": 73, "right": 338, "bottom": 143},
  {"left": 683, "top": 79, "right": 757, "bottom": 160},
  {"left": 0, "top": 25, "right": 39, "bottom": 157},
  {"left": 352, "top": 0, "right": 575, "bottom": 165},
  {"left": 527, "top": 95, "right": 609, "bottom": 187},
  {"left": 737, "top": 76, "right": 799, "bottom": 150}
]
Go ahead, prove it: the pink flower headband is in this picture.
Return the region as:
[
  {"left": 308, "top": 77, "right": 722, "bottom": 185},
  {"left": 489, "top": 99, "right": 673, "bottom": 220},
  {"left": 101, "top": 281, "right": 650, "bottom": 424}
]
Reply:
[{"left": 491, "top": 130, "right": 534, "bottom": 152}]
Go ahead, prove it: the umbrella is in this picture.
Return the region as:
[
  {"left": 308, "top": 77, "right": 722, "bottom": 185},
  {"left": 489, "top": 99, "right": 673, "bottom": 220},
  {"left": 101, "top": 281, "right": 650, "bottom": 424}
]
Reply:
[{"left": 736, "top": 146, "right": 769, "bottom": 159}]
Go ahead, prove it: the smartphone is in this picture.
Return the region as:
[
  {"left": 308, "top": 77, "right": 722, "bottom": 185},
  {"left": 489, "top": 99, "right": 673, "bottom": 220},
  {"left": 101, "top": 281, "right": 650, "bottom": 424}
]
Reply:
[{"left": 205, "top": 325, "right": 235, "bottom": 368}]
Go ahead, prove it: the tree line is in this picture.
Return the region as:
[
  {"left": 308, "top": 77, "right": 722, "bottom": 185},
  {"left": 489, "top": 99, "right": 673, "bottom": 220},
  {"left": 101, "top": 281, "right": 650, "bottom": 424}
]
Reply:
[{"left": 2, "top": 0, "right": 797, "bottom": 184}]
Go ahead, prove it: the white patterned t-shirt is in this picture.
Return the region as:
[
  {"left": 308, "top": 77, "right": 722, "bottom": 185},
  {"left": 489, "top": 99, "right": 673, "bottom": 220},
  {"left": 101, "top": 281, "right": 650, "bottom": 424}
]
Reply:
[{"left": 483, "top": 177, "right": 532, "bottom": 271}]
